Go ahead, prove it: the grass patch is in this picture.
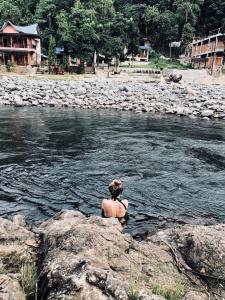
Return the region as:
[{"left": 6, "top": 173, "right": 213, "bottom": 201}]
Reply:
[
  {"left": 149, "top": 57, "right": 191, "bottom": 70},
  {"left": 127, "top": 271, "right": 149, "bottom": 300},
  {"left": 122, "top": 58, "right": 191, "bottom": 70},
  {"left": 152, "top": 283, "right": 185, "bottom": 300},
  {"left": 0, "top": 260, "right": 6, "bottom": 274},
  {"left": 128, "top": 290, "right": 139, "bottom": 300},
  {"left": 21, "top": 262, "right": 38, "bottom": 295},
  {"left": 122, "top": 64, "right": 154, "bottom": 68}
]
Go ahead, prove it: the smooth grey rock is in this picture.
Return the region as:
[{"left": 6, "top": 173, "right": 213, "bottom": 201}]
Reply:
[
  {"left": 76, "top": 87, "right": 86, "bottom": 95},
  {"left": 201, "top": 110, "right": 214, "bottom": 117},
  {"left": 119, "top": 86, "right": 129, "bottom": 92},
  {"left": 14, "top": 95, "right": 23, "bottom": 107},
  {"left": 7, "top": 83, "right": 16, "bottom": 90},
  {"left": 12, "top": 215, "right": 26, "bottom": 227},
  {"left": 0, "top": 275, "right": 26, "bottom": 300}
]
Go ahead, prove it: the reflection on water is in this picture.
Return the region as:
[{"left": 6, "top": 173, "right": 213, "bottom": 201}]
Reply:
[{"left": 0, "top": 107, "right": 225, "bottom": 237}]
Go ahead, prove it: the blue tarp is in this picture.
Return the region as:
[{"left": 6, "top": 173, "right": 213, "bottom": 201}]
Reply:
[
  {"left": 139, "top": 45, "right": 152, "bottom": 50},
  {"left": 55, "top": 47, "right": 64, "bottom": 55}
]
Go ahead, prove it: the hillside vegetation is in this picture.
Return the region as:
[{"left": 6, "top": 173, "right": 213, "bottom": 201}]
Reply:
[{"left": 0, "top": 0, "right": 224, "bottom": 61}]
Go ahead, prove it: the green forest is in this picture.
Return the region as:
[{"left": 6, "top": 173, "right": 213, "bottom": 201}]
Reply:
[{"left": 0, "top": 0, "right": 225, "bottom": 61}]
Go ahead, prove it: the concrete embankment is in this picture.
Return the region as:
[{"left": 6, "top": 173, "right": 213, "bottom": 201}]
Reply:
[
  {"left": 1, "top": 210, "right": 225, "bottom": 299},
  {"left": 0, "top": 75, "right": 225, "bottom": 120}
]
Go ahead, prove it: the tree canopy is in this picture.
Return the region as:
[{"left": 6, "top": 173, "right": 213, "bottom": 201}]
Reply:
[{"left": 0, "top": 0, "right": 224, "bottom": 59}]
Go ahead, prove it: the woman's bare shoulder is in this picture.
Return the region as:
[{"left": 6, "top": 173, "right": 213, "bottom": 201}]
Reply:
[{"left": 101, "top": 198, "right": 110, "bottom": 208}]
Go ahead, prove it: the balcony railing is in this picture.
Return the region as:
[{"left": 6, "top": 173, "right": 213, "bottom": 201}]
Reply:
[{"left": 0, "top": 42, "right": 32, "bottom": 49}]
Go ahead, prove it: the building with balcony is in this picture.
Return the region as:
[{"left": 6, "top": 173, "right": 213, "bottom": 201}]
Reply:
[
  {"left": 189, "top": 33, "right": 225, "bottom": 70},
  {"left": 0, "top": 21, "right": 41, "bottom": 67}
]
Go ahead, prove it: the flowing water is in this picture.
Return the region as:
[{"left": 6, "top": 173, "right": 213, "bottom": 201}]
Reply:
[{"left": 0, "top": 107, "right": 225, "bottom": 237}]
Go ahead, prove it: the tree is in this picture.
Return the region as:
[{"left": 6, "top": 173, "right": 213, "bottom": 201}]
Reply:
[
  {"left": 126, "top": 17, "right": 140, "bottom": 62},
  {"left": 182, "top": 22, "right": 195, "bottom": 46},
  {"left": 48, "top": 35, "right": 56, "bottom": 73},
  {"left": 198, "top": 0, "right": 225, "bottom": 35},
  {"left": 0, "top": 1, "right": 21, "bottom": 26},
  {"left": 61, "top": 2, "right": 99, "bottom": 64},
  {"left": 0, "top": 0, "right": 222, "bottom": 60},
  {"left": 35, "top": 0, "right": 57, "bottom": 46}
]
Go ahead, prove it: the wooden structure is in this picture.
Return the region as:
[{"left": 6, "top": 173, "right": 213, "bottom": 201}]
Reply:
[
  {"left": 190, "top": 33, "right": 225, "bottom": 70},
  {"left": 136, "top": 38, "right": 152, "bottom": 62},
  {"left": 0, "top": 21, "right": 41, "bottom": 66},
  {"left": 127, "top": 38, "right": 152, "bottom": 62}
]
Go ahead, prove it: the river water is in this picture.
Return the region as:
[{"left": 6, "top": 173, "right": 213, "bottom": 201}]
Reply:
[{"left": 0, "top": 107, "right": 225, "bottom": 237}]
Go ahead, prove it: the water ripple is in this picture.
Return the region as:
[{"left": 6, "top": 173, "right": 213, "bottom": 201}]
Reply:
[{"left": 0, "top": 107, "right": 225, "bottom": 236}]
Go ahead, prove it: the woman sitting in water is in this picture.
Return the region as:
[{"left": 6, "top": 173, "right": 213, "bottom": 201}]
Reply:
[{"left": 101, "top": 179, "right": 129, "bottom": 224}]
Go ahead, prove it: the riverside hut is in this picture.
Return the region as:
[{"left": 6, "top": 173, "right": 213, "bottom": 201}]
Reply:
[{"left": 136, "top": 38, "right": 152, "bottom": 62}]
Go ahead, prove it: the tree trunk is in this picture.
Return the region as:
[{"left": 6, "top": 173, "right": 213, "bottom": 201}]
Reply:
[
  {"left": 115, "top": 56, "right": 119, "bottom": 74},
  {"left": 48, "top": 15, "right": 52, "bottom": 29},
  {"left": 97, "top": 53, "right": 100, "bottom": 67}
]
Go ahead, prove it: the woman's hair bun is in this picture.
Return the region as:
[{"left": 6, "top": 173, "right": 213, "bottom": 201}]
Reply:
[{"left": 109, "top": 179, "right": 123, "bottom": 198}]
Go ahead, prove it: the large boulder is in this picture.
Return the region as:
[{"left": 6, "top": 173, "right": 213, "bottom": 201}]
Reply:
[
  {"left": 150, "top": 224, "right": 225, "bottom": 298},
  {"left": 0, "top": 216, "right": 36, "bottom": 272},
  {"left": 39, "top": 210, "right": 204, "bottom": 300},
  {"left": 166, "top": 224, "right": 225, "bottom": 278},
  {"left": 0, "top": 275, "right": 26, "bottom": 300}
]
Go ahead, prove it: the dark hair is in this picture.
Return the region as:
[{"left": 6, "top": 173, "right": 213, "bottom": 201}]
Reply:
[{"left": 109, "top": 179, "right": 123, "bottom": 200}]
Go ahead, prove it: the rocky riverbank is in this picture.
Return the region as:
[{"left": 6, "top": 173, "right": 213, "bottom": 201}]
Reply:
[
  {"left": 1, "top": 210, "right": 225, "bottom": 299},
  {"left": 0, "top": 75, "right": 225, "bottom": 120}
]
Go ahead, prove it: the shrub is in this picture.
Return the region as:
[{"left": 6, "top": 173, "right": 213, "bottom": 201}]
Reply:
[
  {"left": 76, "top": 63, "right": 85, "bottom": 74},
  {"left": 6, "top": 60, "right": 13, "bottom": 72},
  {"left": 0, "top": 260, "right": 5, "bottom": 274},
  {"left": 152, "top": 283, "right": 185, "bottom": 300},
  {"left": 127, "top": 270, "right": 149, "bottom": 300},
  {"left": 128, "top": 289, "right": 139, "bottom": 300},
  {"left": 21, "top": 262, "right": 38, "bottom": 295}
]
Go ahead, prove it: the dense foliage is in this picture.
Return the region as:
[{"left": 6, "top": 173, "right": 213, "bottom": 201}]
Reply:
[{"left": 0, "top": 0, "right": 224, "bottom": 61}]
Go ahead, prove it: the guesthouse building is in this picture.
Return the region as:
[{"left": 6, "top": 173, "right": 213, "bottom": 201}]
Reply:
[
  {"left": 0, "top": 21, "right": 41, "bottom": 67},
  {"left": 187, "top": 33, "right": 225, "bottom": 70}
]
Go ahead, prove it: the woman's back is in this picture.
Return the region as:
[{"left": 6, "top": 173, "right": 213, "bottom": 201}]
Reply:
[
  {"left": 101, "top": 199, "right": 128, "bottom": 218},
  {"left": 101, "top": 179, "right": 129, "bottom": 221}
]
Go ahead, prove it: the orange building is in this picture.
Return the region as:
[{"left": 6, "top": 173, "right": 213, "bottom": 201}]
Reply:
[
  {"left": 190, "top": 33, "right": 225, "bottom": 69},
  {"left": 0, "top": 21, "right": 41, "bottom": 66}
]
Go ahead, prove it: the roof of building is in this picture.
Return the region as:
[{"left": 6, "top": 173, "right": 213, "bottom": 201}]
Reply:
[
  {"left": 55, "top": 47, "right": 64, "bottom": 55},
  {"left": 0, "top": 21, "right": 39, "bottom": 35},
  {"left": 139, "top": 45, "right": 152, "bottom": 50},
  {"left": 192, "top": 33, "right": 225, "bottom": 45}
]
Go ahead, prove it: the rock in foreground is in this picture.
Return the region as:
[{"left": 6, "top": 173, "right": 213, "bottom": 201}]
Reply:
[
  {"left": 0, "top": 216, "right": 37, "bottom": 300},
  {"left": 38, "top": 210, "right": 207, "bottom": 300},
  {"left": 1, "top": 211, "right": 225, "bottom": 299}
]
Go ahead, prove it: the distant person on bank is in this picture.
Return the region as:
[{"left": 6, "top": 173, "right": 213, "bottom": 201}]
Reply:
[{"left": 101, "top": 179, "right": 129, "bottom": 225}]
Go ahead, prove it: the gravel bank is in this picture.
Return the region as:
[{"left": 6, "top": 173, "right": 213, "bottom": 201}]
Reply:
[{"left": 1, "top": 75, "right": 225, "bottom": 120}]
